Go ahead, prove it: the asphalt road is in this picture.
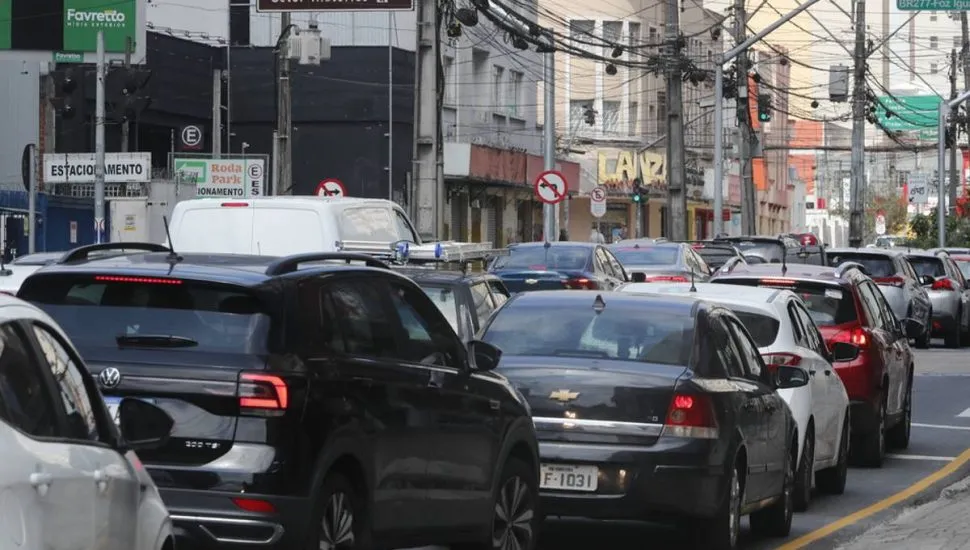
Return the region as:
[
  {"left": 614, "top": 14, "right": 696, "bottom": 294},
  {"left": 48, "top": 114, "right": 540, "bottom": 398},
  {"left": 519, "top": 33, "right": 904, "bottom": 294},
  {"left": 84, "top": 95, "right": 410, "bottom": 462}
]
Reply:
[{"left": 406, "top": 341, "right": 970, "bottom": 550}]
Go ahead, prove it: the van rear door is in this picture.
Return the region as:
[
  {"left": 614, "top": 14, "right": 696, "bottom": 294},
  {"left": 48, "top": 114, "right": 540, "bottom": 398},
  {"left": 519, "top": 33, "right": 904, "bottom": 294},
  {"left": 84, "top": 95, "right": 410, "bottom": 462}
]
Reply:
[{"left": 170, "top": 201, "right": 256, "bottom": 254}]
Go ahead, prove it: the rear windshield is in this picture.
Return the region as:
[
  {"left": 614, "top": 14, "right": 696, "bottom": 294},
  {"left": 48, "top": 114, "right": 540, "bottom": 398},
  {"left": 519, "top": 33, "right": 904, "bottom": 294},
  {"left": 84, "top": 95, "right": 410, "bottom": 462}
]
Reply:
[
  {"left": 491, "top": 246, "right": 590, "bottom": 271},
  {"left": 695, "top": 248, "right": 736, "bottom": 268},
  {"left": 729, "top": 241, "right": 786, "bottom": 263},
  {"left": 908, "top": 257, "right": 946, "bottom": 278},
  {"left": 19, "top": 274, "right": 270, "bottom": 353},
  {"left": 609, "top": 246, "right": 679, "bottom": 265},
  {"left": 717, "top": 279, "right": 857, "bottom": 326},
  {"left": 952, "top": 257, "right": 970, "bottom": 279},
  {"left": 12, "top": 253, "right": 61, "bottom": 266},
  {"left": 420, "top": 284, "right": 460, "bottom": 331},
  {"left": 828, "top": 253, "right": 895, "bottom": 278},
  {"left": 730, "top": 310, "right": 780, "bottom": 347},
  {"left": 481, "top": 302, "right": 692, "bottom": 366}
]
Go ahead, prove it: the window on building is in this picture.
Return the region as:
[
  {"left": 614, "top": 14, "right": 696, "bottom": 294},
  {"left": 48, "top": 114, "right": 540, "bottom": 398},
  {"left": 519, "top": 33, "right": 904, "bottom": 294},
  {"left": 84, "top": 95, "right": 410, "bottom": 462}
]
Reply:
[
  {"left": 492, "top": 65, "right": 505, "bottom": 110},
  {"left": 570, "top": 20, "right": 594, "bottom": 40},
  {"left": 602, "top": 100, "right": 621, "bottom": 135},
  {"left": 648, "top": 26, "right": 658, "bottom": 51},
  {"left": 570, "top": 99, "right": 594, "bottom": 131},
  {"left": 508, "top": 70, "right": 524, "bottom": 117},
  {"left": 628, "top": 101, "right": 639, "bottom": 136},
  {"left": 931, "top": 63, "right": 939, "bottom": 74},
  {"left": 443, "top": 55, "right": 457, "bottom": 106},
  {"left": 930, "top": 36, "right": 939, "bottom": 49},
  {"left": 628, "top": 22, "right": 641, "bottom": 51},
  {"left": 708, "top": 49, "right": 713, "bottom": 63},
  {"left": 603, "top": 21, "right": 622, "bottom": 56}
]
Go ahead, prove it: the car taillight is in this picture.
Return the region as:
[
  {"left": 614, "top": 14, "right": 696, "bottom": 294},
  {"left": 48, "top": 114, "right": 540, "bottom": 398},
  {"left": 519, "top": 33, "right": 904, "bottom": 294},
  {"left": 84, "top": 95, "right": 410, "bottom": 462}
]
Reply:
[
  {"left": 232, "top": 498, "right": 277, "bottom": 514},
  {"left": 874, "top": 276, "right": 904, "bottom": 287},
  {"left": 831, "top": 326, "right": 869, "bottom": 348},
  {"left": 238, "top": 373, "right": 289, "bottom": 415},
  {"left": 95, "top": 275, "right": 182, "bottom": 285},
  {"left": 564, "top": 277, "right": 598, "bottom": 289},
  {"left": 662, "top": 393, "right": 718, "bottom": 439},
  {"left": 221, "top": 202, "right": 250, "bottom": 207},
  {"left": 643, "top": 275, "right": 689, "bottom": 282},
  {"left": 761, "top": 352, "right": 802, "bottom": 368},
  {"left": 932, "top": 278, "right": 955, "bottom": 291}
]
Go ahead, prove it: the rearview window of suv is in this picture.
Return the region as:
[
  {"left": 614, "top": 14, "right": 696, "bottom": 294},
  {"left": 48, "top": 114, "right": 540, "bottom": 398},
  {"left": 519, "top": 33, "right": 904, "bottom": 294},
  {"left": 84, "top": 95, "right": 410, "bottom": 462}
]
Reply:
[
  {"left": 827, "top": 253, "right": 895, "bottom": 278},
  {"left": 719, "top": 279, "right": 857, "bottom": 326},
  {"left": 19, "top": 275, "right": 271, "bottom": 353},
  {"left": 908, "top": 257, "right": 946, "bottom": 278}
]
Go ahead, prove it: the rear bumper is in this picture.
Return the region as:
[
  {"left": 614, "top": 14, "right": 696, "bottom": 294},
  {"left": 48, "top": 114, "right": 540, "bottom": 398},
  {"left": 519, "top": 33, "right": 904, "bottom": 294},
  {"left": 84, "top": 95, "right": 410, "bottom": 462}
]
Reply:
[
  {"left": 161, "top": 488, "right": 311, "bottom": 549},
  {"left": 536, "top": 437, "right": 728, "bottom": 522}
]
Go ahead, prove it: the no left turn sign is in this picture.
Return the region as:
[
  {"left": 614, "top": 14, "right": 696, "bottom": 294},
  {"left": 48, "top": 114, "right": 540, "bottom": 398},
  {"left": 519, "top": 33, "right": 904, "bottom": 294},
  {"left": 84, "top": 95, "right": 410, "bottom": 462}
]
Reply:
[
  {"left": 534, "top": 170, "right": 568, "bottom": 205},
  {"left": 316, "top": 178, "right": 347, "bottom": 197}
]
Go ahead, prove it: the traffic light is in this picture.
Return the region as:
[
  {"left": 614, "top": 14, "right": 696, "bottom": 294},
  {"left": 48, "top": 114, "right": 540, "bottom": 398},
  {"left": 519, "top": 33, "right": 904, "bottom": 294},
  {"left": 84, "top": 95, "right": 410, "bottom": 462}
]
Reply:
[
  {"left": 50, "top": 68, "right": 80, "bottom": 119},
  {"left": 757, "top": 93, "right": 772, "bottom": 122},
  {"left": 108, "top": 67, "right": 153, "bottom": 122},
  {"left": 631, "top": 178, "right": 645, "bottom": 203}
]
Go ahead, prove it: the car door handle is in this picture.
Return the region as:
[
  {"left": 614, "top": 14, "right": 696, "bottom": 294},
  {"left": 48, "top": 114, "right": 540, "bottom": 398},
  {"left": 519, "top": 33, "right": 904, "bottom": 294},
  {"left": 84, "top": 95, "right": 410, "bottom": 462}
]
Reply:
[
  {"left": 29, "top": 472, "right": 52, "bottom": 496},
  {"left": 427, "top": 371, "right": 444, "bottom": 389}
]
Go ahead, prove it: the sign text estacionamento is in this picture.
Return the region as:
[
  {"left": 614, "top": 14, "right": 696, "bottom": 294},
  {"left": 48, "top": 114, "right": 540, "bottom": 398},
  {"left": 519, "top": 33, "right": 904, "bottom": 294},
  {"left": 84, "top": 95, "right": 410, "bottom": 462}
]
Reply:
[{"left": 43, "top": 153, "right": 152, "bottom": 184}]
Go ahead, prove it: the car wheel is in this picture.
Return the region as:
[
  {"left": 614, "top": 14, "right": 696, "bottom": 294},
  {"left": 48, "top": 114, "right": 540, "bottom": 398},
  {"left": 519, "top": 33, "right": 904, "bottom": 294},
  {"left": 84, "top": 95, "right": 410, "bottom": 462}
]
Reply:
[
  {"left": 456, "top": 458, "right": 539, "bottom": 550},
  {"left": 696, "top": 459, "right": 742, "bottom": 550},
  {"left": 887, "top": 373, "right": 913, "bottom": 449},
  {"left": 749, "top": 440, "right": 794, "bottom": 538},
  {"left": 793, "top": 432, "right": 814, "bottom": 512},
  {"left": 816, "top": 415, "right": 849, "bottom": 495},
  {"left": 853, "top": 395, "right": 886, "bottom": 468},
  {"left": 309, "top": 471, "right": 369, "bottom": 550}
]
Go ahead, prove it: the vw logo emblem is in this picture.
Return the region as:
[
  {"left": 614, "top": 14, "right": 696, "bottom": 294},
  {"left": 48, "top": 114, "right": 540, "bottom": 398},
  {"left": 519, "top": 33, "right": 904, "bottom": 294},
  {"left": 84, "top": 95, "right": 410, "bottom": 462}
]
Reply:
[{"left": 98, "top": 367, "right": 122, "bottom": 389}]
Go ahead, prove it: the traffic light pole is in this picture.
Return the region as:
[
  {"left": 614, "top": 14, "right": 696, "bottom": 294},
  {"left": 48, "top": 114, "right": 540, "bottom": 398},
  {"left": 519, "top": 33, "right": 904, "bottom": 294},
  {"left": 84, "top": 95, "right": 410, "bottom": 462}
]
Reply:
[
  {"left": 712, "top": 0, "right": 824, "bottom": 236},
  {"left": 94, "top": 31, "right": 106, "bottom": 244}
]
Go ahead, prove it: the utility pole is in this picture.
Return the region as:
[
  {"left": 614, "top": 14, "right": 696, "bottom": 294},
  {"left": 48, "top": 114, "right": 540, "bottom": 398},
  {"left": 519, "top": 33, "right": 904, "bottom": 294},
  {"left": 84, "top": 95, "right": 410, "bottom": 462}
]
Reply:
[
  {"left": 275, "top": 12, "right": 293, "bottom": 195},
  {"left": 212, "top": 68, "right": 222, "bottom": 158},
  {"left": 848, "top": 0, "right": 866, "bottom": 248},
  {"left": 542, "top": 49, "right": 558, "bottom": 242},
  {"left": 950, "top": 47, "right": 958, "bottom": 215},
  {"left": 120, "top": 36, "right": 132, "bottom": 152},
  {"left": 962, "top": 12, "right": 970, "bottom": 188},
  {"left": 413, "top": 0, "right": 443, "bottom": 238},
  {"left": 95, "top": 31, "right": 106, "bottom": 244},
  {"left": 665, "top": 0, "right": 687, "bottom": 241},
  {"left": 734, "top": 0, "right": 755, "bottom": 235}
]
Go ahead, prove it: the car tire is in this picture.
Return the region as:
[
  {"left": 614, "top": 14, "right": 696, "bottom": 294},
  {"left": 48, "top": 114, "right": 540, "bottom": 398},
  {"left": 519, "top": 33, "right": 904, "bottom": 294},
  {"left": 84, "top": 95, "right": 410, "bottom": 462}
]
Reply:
[
  {"left": 853, "top": 395, "right": 886, "bottom": 468},
  {"left": 456, "top": 458, "right": 539, "bottom": 550},
  {"left": 887, "top": 373, "right": 913, "bottom": 449},
  {"left": 749, "top": 440, "right": 794, "bottom": 538},
  {"left": 816, "top": 415, "right": 849, "bottom": 495},
  {"left": 793, "top": 431, "right": 814, "bottom": 512},
  {"left": 945, "top": 316, "right": 961, "bottom": 348},
  {"left": 695, "top": 458, "right": 743, "bottom": 550},
  {"left": 306, "top": 471, "right": 370, "bottom": 550}
]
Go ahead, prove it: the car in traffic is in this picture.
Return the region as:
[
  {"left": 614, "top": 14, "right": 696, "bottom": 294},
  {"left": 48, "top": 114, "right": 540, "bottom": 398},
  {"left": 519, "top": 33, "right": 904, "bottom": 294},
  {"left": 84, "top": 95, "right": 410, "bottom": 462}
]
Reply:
[
  {"left": 394, "top": 266, "right": 510, "bottom": 341},
  {"left": 619, "top": 282, "right": 853, "bottom": 510},
  {"left": 0, "top": 251, "right": 65, "bottom": 294},
  {"left": 714, "top": 236, "right": 826, "bottom": 266},
  {"left": 608, "top": 241, "right": 712, "bottom": 282},
  {"left": 489, "top": 241, "right": 628, "bottom": 292},
  {"left": 949, "top": 253, "right": 970, "bottom": 280},
  {"left": 711, "top": 262, "right": 917, "bottom": 467},
  {"left": 687, "top": 241, "right": 748, "bottom": 271},
  {"left": 826, "top": 248, "right": 933, "bottom": 348},
  {"left": 18, "top": 242, "right": 541, "bottom": 550},
  {"left": 0, "top": 293, "right": 175, "bottom": 549},
  {"left": 479, "top": 290, "right": 797, "bottom": 549},
  {"left": 904, "top": 250, "right": 970, "bottom": 348}
]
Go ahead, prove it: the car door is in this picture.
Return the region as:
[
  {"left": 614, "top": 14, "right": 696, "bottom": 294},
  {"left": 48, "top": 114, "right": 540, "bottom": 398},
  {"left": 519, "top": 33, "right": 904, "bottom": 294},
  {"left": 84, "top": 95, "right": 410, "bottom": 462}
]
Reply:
[
  {"left": 946, "top": 258, "right": 970, "bottom": 329},
  {"left": 710, "top": 316, "right": 770, "bottom": 501},
  {"left": 869, "top": 282, "right": 910, "bottom": 417},
  {"left": 603, "top": 248, "right": 629, "bottom": 282},
  {"left": 900, "top": 258, "right": 931, "bottom": 324},
  {"left": 727, "top": 316, "right": 788, "bottom": 498},
  {"left": 384, "top": 279, "right": 502, "bottom": 533},
  {"left": 857, "top": 281, "right": 903, "bottom": 413},
  {"left": 27, "top": 321, "right": 140, "bottom": 550},
  {"left": 312, "top": 276, "right": 437, "bottom": 533},
  {"left": 791, "top": 301, "right": 838, "bottom": 460},
  {"left": 468, "top": 281, "right": 497, "bottom": 335}
]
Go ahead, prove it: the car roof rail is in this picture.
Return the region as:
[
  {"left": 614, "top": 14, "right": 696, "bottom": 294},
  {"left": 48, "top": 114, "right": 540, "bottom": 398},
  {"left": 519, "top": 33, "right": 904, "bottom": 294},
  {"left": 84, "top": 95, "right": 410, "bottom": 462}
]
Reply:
[
  {"left": 834, "top": 261, "right": 868, "bottom": 278},
  {"left": 58, "top": 242, "right": 172, "bottom": 264},
  {"left": 265, "top": 252, "right": 390, "bottom": 276}
]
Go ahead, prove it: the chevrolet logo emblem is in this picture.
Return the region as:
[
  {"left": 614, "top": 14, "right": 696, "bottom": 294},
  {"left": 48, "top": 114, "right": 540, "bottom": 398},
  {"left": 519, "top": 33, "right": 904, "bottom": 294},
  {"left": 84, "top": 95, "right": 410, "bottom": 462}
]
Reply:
[
  {"left": 525, "top": 278, "right": 538, "bottom": 284},
  {"left": 549, "top": 389, "right": 579, "bottom": 402}
]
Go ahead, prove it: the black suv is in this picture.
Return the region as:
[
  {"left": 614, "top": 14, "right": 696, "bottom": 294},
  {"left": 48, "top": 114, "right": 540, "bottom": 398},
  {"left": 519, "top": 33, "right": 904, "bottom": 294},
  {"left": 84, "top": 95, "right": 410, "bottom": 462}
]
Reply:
[{"left": 18, "top": 243, "right": 541, "bottom": 550}]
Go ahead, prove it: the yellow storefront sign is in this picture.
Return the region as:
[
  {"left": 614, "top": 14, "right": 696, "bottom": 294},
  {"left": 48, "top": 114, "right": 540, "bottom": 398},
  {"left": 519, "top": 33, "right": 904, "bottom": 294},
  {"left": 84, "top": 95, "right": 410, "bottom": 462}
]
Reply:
[{"left": 597, "top": 149, "right": 666, "bottom": 195}]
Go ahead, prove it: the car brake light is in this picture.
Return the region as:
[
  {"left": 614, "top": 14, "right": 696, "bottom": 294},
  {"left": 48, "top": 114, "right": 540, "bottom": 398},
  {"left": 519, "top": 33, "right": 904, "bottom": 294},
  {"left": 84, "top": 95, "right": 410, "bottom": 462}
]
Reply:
[
  {"left": 643, "top": 275, "right": 689, "bottom": 282},
  {"left": 759, "top": 278, "right": 797, "bottom": 286},
  {"left": 662, "top": 393, "right": 718, "bottom": 439},
  {"left": 564, "top": 277, "right": 598, "bottom": 289},
  {"left": 874, "top": 276, "right": 904, "bottom": 287},
  {"left": 221, "top": 202, "right": 249, "bottom": 207},
  {"left": 94, "top": 275, "right": 182, "bottom": 285},
  {"left": 932, "top": 278, "right": 955, "bottom": 291},
  {"left": 761, "top": 353, "right": 802, "bottom": 369},
  {"left": 691, "top": 244, "right": 704, "bottom": 249},
  {"left": 238, "top": 373, "right": 289, "bottom": 414},
  {"left": 831, "top": 326, "right": 869, "bottom": 348},
  {"left": 231, "top": 498, "right": 277, "bottom": 514}
]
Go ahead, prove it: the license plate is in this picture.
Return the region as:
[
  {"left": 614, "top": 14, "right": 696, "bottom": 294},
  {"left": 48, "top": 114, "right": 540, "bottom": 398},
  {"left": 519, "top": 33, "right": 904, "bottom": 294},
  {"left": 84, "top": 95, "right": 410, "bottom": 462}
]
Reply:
[
  {"left": 103, "top": 397, "right": 155, "bottom": 426},
  {"left": 540, "top": 464, "right": 599, "bottom": 492}
]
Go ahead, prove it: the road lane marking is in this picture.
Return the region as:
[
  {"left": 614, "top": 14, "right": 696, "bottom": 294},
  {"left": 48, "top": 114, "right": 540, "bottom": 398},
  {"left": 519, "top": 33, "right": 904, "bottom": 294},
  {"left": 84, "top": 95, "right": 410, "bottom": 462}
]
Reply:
[
  {"left": 958, "top": 408, "right": 970, "bottom": 418},
  {"left": 913, "top": 422, "right": 970, "bottom": 431},
  {"left": 886, "top": 453, "right": 957, "bottom": 461},
  {"left": 774, "top": 446, "right": 970, "bottom": 549}
]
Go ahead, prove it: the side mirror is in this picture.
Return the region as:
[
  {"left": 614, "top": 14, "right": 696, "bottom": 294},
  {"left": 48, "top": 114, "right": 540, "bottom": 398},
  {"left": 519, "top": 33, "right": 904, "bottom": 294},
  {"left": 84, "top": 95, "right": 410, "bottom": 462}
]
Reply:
[
  {"left": 903, "top": 318, "right": 923, "bottom": 339},
  {"left": 776, "top": 366, "right": 810, "bottom": 389},
  {"left": 709, "top": 266, "right": 717, "bottom": 275},
  {"left": 117, "top": 398, "right": 174, "bottom": 451},
  {"left": 756, "top": 366, "right": 778, "bottom": 389},
  {"left": 830, "top": 341, "right": 860, "bottom": 363},
  {"left": 920, "top": 275, "right": 936, "bottom": 286},
  {"left": 468, "top": 340, "right": 502, "bottom": 371},
  {"left": 631, "top": 272, "right": 647, "bottom": 283}
]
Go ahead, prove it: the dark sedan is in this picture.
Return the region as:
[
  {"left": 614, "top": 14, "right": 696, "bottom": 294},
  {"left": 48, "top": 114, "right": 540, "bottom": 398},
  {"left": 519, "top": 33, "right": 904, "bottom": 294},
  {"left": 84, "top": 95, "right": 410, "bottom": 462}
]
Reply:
[
  {"left": 609, "top": 241, "right": 712, "bottom": 282},
  {"left": 489, "top": 242, "right": 628, "bottom": 293},
  {"left": 479, "top": 290, "right": 798, "bottom": 549}
]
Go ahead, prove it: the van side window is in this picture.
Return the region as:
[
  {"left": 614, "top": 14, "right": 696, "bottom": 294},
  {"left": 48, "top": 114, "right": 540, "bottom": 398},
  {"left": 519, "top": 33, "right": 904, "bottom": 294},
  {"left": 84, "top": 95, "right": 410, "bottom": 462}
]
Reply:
[{"left": 340, "top": 208, "right": 397, "bottom": 242}]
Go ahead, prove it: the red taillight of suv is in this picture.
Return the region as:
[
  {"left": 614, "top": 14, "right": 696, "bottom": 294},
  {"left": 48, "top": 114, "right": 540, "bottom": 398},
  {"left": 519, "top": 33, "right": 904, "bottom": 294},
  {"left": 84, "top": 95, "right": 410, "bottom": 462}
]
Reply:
[
  {"left": 564, "top": 277, "right": 599, "bottom": 289},
  {"left": 829, "top": 325, "right": 869, "bottom": 348},
  {"left": 873, "top": 276, "right": 904, "bottom": 288},
  {"left": 932, "top": 278, "right": 955, "bottom": 291},
  {"left": 238, "top": 373, "right": 289, "bottom": 416}
]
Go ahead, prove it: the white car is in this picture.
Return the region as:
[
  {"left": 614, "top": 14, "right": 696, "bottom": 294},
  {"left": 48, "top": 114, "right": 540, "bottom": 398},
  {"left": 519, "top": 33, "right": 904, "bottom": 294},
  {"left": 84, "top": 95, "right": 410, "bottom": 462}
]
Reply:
[
  {"left": 0, "top": 295, "right": 175, "bottom": 549},
  {"left": 620, "top": 282, "right": 853, "bottom": 510},
  {"left": 0, "top": 252, "right": 64, "bottom": 294}
]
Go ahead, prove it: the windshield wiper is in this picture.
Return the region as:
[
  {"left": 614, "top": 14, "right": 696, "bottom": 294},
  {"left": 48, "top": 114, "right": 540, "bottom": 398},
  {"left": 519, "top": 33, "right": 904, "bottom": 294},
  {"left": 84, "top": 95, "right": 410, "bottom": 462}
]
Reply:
[{"left": 116, "top": 335, "right": 199, "bottom": 348}]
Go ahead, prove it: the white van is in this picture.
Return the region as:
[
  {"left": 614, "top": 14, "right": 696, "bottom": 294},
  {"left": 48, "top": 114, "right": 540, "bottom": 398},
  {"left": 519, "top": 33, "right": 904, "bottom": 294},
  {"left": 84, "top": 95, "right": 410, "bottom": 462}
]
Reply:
[{"left": 166, "top": 196, "right": 424, "bottom": 256}]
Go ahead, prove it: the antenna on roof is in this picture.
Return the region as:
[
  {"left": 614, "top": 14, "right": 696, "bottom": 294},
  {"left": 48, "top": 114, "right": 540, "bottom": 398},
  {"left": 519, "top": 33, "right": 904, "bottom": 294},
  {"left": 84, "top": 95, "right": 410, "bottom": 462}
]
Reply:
[
  {"left": 781, "top": 247, "right": 788, "bottom": 276},
  {"left": 593, "top": 294, "right": 606, "bottom": 314},
  {"left": 689, "top": 264, "right": 697, "bottom": 292},
  {"left": 161, "top": 216, "right": 183, "bottom": 264}
]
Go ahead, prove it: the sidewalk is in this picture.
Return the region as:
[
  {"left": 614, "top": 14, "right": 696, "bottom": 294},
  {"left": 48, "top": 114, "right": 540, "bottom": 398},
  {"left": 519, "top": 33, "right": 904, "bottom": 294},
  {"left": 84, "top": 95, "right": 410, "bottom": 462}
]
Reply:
[{"left": 837, "top": 477, "right": 970, "bottom": 550}]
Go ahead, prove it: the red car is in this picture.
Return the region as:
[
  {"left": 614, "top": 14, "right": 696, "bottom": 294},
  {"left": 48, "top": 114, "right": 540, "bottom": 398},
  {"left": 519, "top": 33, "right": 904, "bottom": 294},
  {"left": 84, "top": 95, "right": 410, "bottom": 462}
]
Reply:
[{"left": 712, "top": 262, "right": 918, "bottom": 467}]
